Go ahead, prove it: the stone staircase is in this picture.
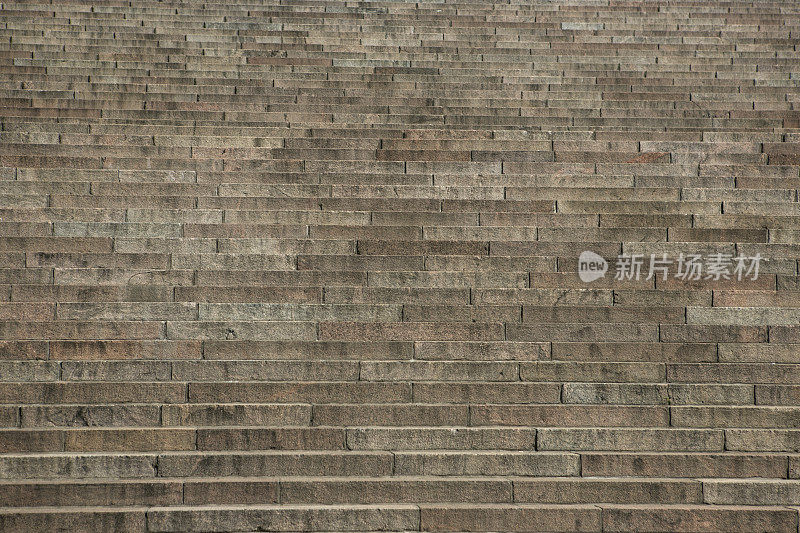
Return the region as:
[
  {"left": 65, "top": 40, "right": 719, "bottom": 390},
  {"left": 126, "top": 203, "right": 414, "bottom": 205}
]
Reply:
[{"left": 1, "top": 0, "right": 800, "bottom": 531}]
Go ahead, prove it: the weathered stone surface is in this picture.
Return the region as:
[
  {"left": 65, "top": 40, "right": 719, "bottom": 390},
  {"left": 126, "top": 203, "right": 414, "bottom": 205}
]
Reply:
[
  {"left": 420, "top": 504, "right": 601, "bottom": 532},
  {"left": 1, "top": 0, "right": 799, "bottom": 528},
  {"left": 147, "top": 504, "right": 420, "bottom": 532}
]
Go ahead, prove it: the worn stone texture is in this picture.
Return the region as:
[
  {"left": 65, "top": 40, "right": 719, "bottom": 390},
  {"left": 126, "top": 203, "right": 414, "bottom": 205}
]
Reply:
[{"left": 1, "top": 0, "right": 799, "bottom": 530}]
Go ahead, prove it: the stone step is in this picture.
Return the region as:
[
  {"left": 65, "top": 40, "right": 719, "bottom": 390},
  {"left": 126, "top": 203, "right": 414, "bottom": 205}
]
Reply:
[
  {"left": 2, "top": 403, "right": 800, "bottom": 428},
  {"left": 0, "top": 449, "right": 794, "bottom": 478},
  {"left": 0, "top": 502, "right": 797, "bottom": 532},
  {"left": 0, "top": 475, "right": 723, "bottom": 506},
  {"left": 0, "top": 425, "right": 790, "bottom": 453}
]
